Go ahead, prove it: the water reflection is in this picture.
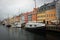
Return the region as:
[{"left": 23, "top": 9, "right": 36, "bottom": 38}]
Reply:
[
  {"left": 6, "top": 27, "right": 60, "bottom": 40},
  {"left": 6, "top": 27, "right": 45, "bottom": 40},
  {"left": 46, "top": 31, "right": 60, "bottom": 40},
  {"left": 0, "top": 25, "right": 60, "bottom": 40}
]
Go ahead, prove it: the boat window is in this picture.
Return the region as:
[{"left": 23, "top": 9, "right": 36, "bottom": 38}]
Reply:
[
  {"left": 34, "top": 25, "right": 37, "bottom": 27},
  {"left": 30, "top": 25, "right": 32, "bottom": 27}
]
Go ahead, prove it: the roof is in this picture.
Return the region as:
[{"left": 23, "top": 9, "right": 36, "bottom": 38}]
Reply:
[{"left": 38, "top": 1, "right": 56, "bottom": 12}]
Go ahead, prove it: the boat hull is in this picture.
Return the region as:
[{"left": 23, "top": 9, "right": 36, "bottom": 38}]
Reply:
[
  {"left": 25, "top": 26, "right": 46, "bottom": 33},
  {"left": 6, "top": 25, "right": 11, "bottom": 28}
]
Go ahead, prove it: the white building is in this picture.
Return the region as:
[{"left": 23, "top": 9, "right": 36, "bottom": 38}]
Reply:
[
  {"left": 56, "top": 0, "right": 60, "bottom": 24},
  {"left": 20, "top": 15, "right": 25, "bottom": 24}
]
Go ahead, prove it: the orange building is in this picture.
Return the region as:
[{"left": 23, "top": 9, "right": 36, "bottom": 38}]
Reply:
[
  {"left": 32, "top": 8, "right": 38, "bottom": 22},
  {"left": 46, "top": 9, "right": 57, "bottom": 24},
  {"left": 32, "top": 13, "right": 37, "bottom": 22},
  {"left": 45, "top": 1, "right": 57, "bottom": 24}
]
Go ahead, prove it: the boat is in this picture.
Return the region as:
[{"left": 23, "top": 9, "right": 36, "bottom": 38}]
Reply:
[
  {"left": 6, "top": 21, "right": 11, "bottom": 27},
  {"left": 6, "top": 13, "right": 11, "bottom": 28},
  {"left": 12, "top": 22, "right": 21, "bottom": 28},
  {"left": 25, "top": 22, "right": 45, "bottom": 28},
  {"left": 2, "top": 21, "right": 5, "bottom": 25},
  {"left": 2, "top": 23, "right": 5, "bottom": 25},
  {"left": 6, "top": 24, "right": 11, "bottom": 28},
  {"left": 25, "top": 22, "right": 45, "bottom": 32}
]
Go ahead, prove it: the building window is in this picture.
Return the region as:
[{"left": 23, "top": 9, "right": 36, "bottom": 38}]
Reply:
[
  {"left": 47, "top": 14, "right": 48, "bottom": 17},
  {"left": 51, "top": 5, "right": 55, "bottom": 9},
  {"left": 28, "top": 14, "right": 32, "bottom": 21},
  {"left": 21, "top": 16, "right": 24, "bottom": 21},
  {"left": 30, "top": 25, "right": 32, "bottom": 27},
  {"left": 51, "top": 14, "right": 53, "bottom": 17},
  {"left": 54, "top": 14, "right": 55, "bottom": 16},
  {"left": 47, "top": 6, "right": 50, "bottom": 10}
]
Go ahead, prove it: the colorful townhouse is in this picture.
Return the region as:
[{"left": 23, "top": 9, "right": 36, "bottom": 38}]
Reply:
[
  {"left": 20, "top": 12, "right": 28, "bottom": 24},
  {"left": 37, "top": 1, "right": 57, "bottom": 24},
  {"left": 45, "top": 1, "right": 57, "bottom": 24},
  {"left": 32, "top": 8, "right": 38, "bottom": 22},
  {"left": 37, "top": 5, "right": 46, "bottom": 23},
  {"left": 5, "top": 0, "right": 59, "bottom": 25}
]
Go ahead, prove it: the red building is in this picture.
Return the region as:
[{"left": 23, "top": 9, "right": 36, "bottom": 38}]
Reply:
[
  {"left": 20, "top": 8, "right": 38, "bottom": 23},
  {"left": 21, "top": 12, "right": 28, "bottom": 23},
  {"left": 24, "top": 12, "right": 28, "bottom": 23}
]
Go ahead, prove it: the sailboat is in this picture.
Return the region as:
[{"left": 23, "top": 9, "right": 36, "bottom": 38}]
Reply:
[
  {"left": 6, "top": 13, "right": 11, "bottom": 28},
  {"left": 6, "top": 21, "right": 11, "bottom": 27}
]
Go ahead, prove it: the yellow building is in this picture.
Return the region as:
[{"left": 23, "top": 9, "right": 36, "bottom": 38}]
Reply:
[
  {"left": 37, "top": 4, "right": 46, "bottom": 23},
  {"left": 15, "top": 16, "right": 20, "bottom": 22},
  {"left": 9, "top": 17, "right": 14, "bottom": 24},
  {"left": 37, "top": 12, "right": 45, "bottom": 23},
  {"left": 8, "top": 15, "right": 20, "bottom": 24}
]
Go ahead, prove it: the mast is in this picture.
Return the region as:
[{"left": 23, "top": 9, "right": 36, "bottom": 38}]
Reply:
[
  {"left": 34, "top": 0, "right": 37, "bottom": 23},
  {"left": 34, "top": 0, "right": 37, "bottom": 8},
  {"left": 8, "top": 13, "right": 9, "bottom": 24}
]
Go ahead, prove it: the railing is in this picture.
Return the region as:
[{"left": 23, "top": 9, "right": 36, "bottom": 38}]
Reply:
[{"left": 46, "top": 24, "right": 60, "bottom": 32}]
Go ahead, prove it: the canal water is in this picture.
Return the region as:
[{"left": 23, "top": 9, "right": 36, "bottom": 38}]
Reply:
[
  {"left": 0, "top": 24, "right": 60, "bottom": 40},
  {"left": 46, "top": 30, "right": 60, "bottom": 40}
]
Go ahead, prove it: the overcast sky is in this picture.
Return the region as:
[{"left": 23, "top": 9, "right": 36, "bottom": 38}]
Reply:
[{"left": 0, "top": 0, "right": 54, "bottom": 20}]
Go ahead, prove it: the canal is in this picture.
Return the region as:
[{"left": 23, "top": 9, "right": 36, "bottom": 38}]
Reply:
[{"left": 0, "top": 24, "right": 60, "bottom": 40}]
